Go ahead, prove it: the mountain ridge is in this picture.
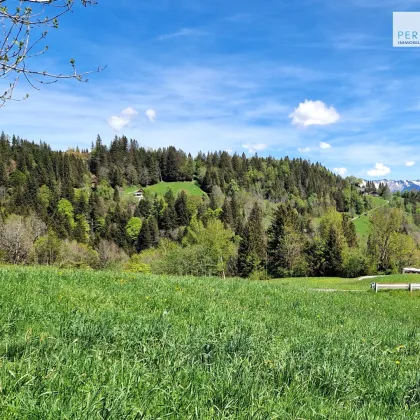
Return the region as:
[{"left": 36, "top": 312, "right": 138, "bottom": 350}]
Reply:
[{"left": 362, "top": 179, "right": 420, "bottom": 192}]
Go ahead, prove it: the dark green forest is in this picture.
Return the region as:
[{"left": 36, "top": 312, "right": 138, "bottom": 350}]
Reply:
[{"left": 1, "top": 132, "right": 420, "bottom": 278}]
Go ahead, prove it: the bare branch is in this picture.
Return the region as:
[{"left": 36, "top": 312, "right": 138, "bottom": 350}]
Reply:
[{"left": 0, "top": 0, "right": 102, "bottom": 106}]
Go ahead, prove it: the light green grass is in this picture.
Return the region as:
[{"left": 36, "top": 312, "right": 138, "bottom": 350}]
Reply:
[
  {"left": 123, "top": 185, "right": 141, "bottom": 195},
  {"left": 0, "top": 266, "right": 420, "bottom": 418},
  {"left": 370, "top": 196, "right": 388, "bottom": 207},
  {"left": 145, "top": 181, "right": 206, "bottom": 197},
  {"left": 353, "top": 197, "right": 389, "bottom": 241},
  {"left": 354, "top": 214, "right": 371, "bottom": 240}
]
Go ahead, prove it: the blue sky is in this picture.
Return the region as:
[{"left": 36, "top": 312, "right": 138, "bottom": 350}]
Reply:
[{"left": 2, "top": 0, "right": 420, "bottom": 179}]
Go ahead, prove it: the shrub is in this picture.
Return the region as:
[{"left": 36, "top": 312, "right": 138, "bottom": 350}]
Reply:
[
  {"left": 97, "top": 240, "right": 129, "bottom": 270},
  {"left": 57, "top": 241, "right": 99, "bottom": 269},
  {"left": 124, "top": 254, "right": 151, "bottom": 273},
  {"left": 341, "top": 247, "right": 368, "bottom": 278}
]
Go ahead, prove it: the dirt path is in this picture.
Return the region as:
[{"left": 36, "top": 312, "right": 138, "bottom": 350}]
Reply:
[
  {"left": 309, "top": 288, "right": 365, "bottom": 292},
  {"left": 351, "top": 200, "right": 389, "bottom": 222},
  {"left": 358, "top": 275, "right": 385, "bottom": 281}
]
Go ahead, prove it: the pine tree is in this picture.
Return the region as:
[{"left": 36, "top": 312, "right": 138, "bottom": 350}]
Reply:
[
  {"left": 323, "top": 225, "right": 343, "bottom": 276},
  {"left": 342, "top": 215, "right": 358, "bottom": 248},
  {"left": 137, "top": 219, "right": 152, "bottom": 252},
  {"left": 175, "top": 191, "right": 191, "bottom": 226},
  {"left": 237, "top": 203, "right": 266, "bottom": 277},
  {"left": 134, "top": 195, "right": 153, "bottom": 218},
  {"left": 149, "top": 216, "right": 160, "bottom": 248},
  {"left": 221, "top": 198, "right": 234, "bottom": 228},
  {"left": 267, "top": 202, "right": 301, "bottom": 277}
]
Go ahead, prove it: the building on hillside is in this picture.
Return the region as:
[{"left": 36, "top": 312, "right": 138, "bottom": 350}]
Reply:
[
  {"left": 133, "top": 189, "right": 144, "bottom": 200},
  {"left": 403, "top": 267, "right": 420, "bottom": 274}
]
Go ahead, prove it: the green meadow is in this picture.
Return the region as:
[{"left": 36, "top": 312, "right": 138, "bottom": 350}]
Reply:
[
  {"left": 0, "top": 266, "right": 419, "bottom": 419},
  {"left": 124, "top": 182, "right": 206, "bottom": 198},
  {"left": 353, "top": 197, "right": 389, "bottom": 241}
]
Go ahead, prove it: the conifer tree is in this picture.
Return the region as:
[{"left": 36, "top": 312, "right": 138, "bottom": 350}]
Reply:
[
  {"left": 323, "top": 225, "right": 343, "bottom": 276},
  {"left": 175, "top": 191, "right": 191, "bottom": 226},
  {"left": 137, "top": 219, "right": 152, "bottom": 252},
  {"left": 237, "top": 203, "right": 266, "bottom": 277},
  {"left": 221, "top": 198, "right": 234, "bottom": 228}
]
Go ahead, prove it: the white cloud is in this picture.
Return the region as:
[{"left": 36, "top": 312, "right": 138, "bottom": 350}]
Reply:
[
  {"left": 367, "top": 163, "right": 391, "bottom": 177},
  {"left": 242, "top": 143, "right": 267, "bottom": 154},
  {"left": 145, "top": 109, "right": 157, "bottom": 122},
  {"left": 290, "top": 100, "right": 340, "bottom": 127},
  {"left": 333, "top": 167, "right": 348, "bottom": 176},
  {"left": 121, "top": 107, "right": 138, "bottom": 117},
  {"left": 158, "top": 28, "right": 206, "bottom": 40},
  {"left": 406, "top": 161, "right": 415, "bottom": 167},
  {"left": 319, "top": 141, "right": 332, "bottom": 149},
  {"left": 108, "top": 107, "right": 138, "bottom": 131},
  {"left": 297, "top": 147, "right": 310, "bottom": 152}
]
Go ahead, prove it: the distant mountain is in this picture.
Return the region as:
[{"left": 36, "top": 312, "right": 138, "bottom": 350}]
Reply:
[{"left": 362, "top": 180, "right": 420, "bottom": 192}]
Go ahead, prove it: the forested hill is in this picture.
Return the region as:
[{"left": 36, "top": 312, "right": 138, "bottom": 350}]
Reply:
[
  {"left": 1, "top": 132, "right": 418, "bottom": 279},
  {"left": 0, "top": 133, "right": 349, "bottom": 210}
]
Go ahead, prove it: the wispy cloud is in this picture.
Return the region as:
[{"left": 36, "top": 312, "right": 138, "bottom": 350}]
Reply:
[
  {"left": 145, "top": 109, "right": 157, "bottom": 122},
  {"left": 406, "top": 161, "right": 415, "bottom": 167},
  {"left": 334, "top": 167, "right": 348, "bottom": 176},
  {"left": 319, "top": 141, "right": 332, "bottom": 149},
  {"left": 158, "top": 28, "right": 207, "bottom": 40},
  {"left": 242, "top": 143, "right": 267, "bottom": 154},
  {"left": 298, "top": 147, "right": 310, "bottom": 152},
  {"left": 108, "top": 107, "right": 138, "bottom": 131}
]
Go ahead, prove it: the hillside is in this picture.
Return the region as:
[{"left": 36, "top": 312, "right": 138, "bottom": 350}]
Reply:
[
  {"left": 146, "top": 181, "right": 206, "bottom": 197},
  {"left": 0, "top": 266, "right": 419, "bottom": 418},
  {"left": 352, "top": 196, "right": 389, "bottom": 241}
]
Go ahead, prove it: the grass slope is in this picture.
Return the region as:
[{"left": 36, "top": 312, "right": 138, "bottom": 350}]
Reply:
[
  {"left": 146, "top": 181, "right": 206, "bottom": 197},
  {"left": 124, "top": 182, "right": 206, "bottom": 198},
  {"left": 353, "top": 197, "right": 389, "bottom": 241},
  {"left": 1, "top": 266, "right": 420, "bottom": 418}
]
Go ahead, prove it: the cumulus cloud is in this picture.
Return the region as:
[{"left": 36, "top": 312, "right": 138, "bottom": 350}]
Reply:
[
  {"left": 108, "top": 107, "right": 138, "bottom": 131},
  {"left": 145, "top": 109, "right": 157, "bottom": 122},
  {"left": 319, "top": 141, "right": 332, "bottom": 149},
  {"left": 242, "top": 143, "right": 267, "bottom": 154},
  {"left": 367, "top": 163, "right": 391, "bottom": 177},
  {"left": 289, "top": 100, "right": 340, "bottom": 127},
  {"left": 298, "top": 147, "right": 310, "bottom": 152},
  {"left": 406, "top": 161, "right": 415, "bottom": 167},
  {"left": 333, "top": 167, "right": 348, "bottom": 176}
]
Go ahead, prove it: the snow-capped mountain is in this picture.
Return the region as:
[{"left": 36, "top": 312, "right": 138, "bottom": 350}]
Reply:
[{"left": 362, "top": 180, "right": 420, "bottom": 192}]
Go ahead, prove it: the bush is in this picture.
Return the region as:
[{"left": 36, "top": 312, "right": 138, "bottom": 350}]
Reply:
[
  {"left": 341, "top": 247, "right": 367, "bottom": 278},
  {"left": 124, "top": 254, "right": 151, "bottom": 273},
  {"left": 34, "top": 230, "right": 62, "bottom": 265},
  {"left": 97, "top": 240, "right": 129, "bottom": 270},
  {"left": 0, "top": 214, "right": 46, "bottom": 264},
  {"left": 57, "top": 241, "right": 99, "bottom": 269}
]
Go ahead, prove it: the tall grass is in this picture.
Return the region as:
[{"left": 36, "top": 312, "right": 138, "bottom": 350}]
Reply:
[{"left": 0, "top": 266, "right": 419, "bottom": 418}]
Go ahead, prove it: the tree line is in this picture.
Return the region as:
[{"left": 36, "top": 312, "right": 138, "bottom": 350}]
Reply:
[{"left": 0, "top": 132, "right": 419, "bottom": 277}]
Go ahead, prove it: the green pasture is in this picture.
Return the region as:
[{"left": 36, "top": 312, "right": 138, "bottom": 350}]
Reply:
[{"left": 0, "top": 267, "right": 419, "bottom": 418}]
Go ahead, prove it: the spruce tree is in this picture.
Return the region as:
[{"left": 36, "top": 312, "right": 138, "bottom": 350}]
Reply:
[
  {"left": 237, "top": 203, "right": 266, "bottom": 277},
  {"left": 323, "top": 225, "right": 343, "bottom": 276},
  {"left": 175, "top": 191, "right": 191, "bottom": 226},
  {"left": 267, "top": 202, "right": 301, "bottom": 277},
  {"left": 137, "top": 219, "right": 152, "bottom": 252},
  {"left": 221, "top": 198, "right": 234, "bottom": 228}
]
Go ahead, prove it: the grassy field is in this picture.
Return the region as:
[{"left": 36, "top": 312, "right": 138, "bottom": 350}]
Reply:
[
  {"left": 0, "top": 267, "right": 419, "bottom": 418},
  {"left": 124, "top": 182, "right": 206, "bottom": 198},
  {"left": 353, "top": 197, "right": 389, "bottom": 241}
]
